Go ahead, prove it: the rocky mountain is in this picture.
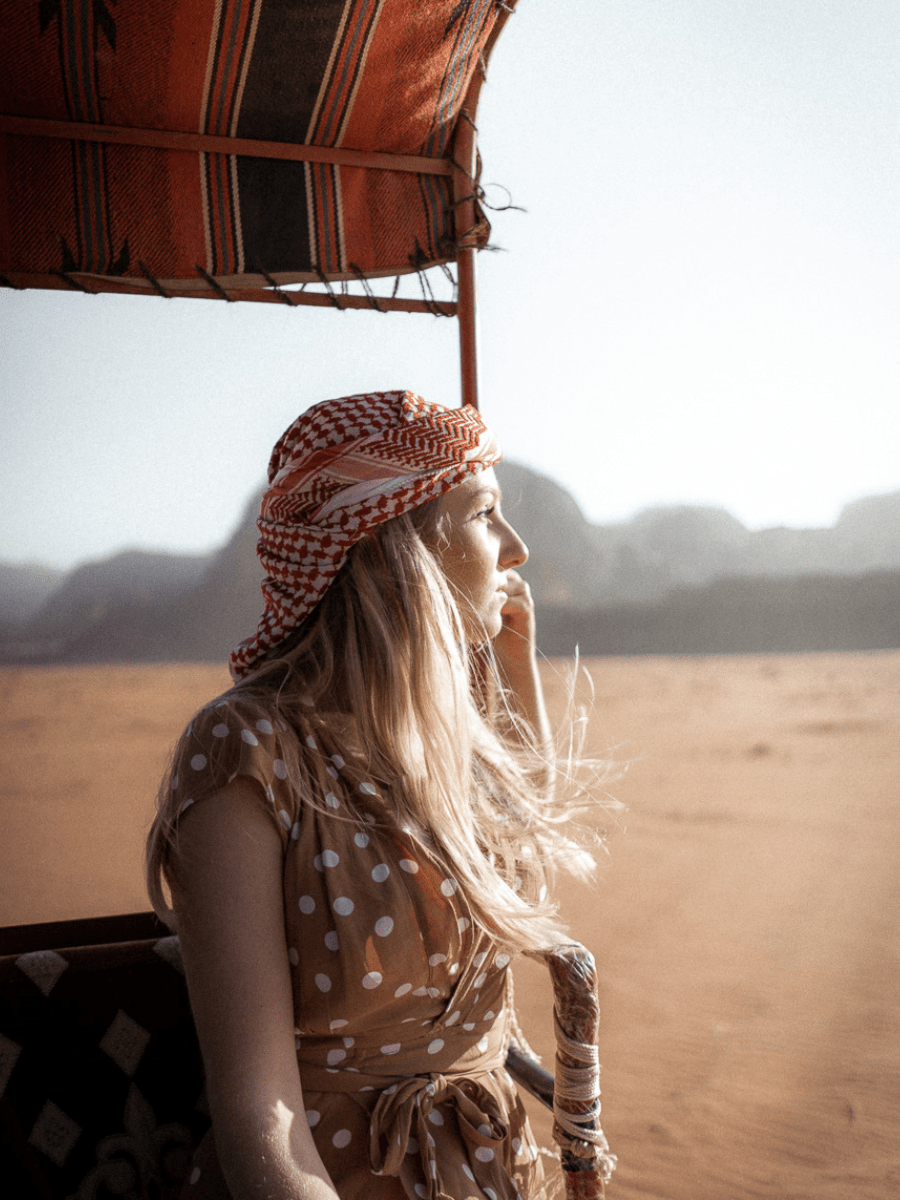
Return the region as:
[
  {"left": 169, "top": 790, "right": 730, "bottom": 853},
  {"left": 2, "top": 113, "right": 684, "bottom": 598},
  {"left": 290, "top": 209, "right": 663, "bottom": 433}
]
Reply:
[
  {"left": 1, "top": 466, "right": 898, "bottom": 663},
  {"left": 0, "top": 563, "right": 65, "bottom": 633}
]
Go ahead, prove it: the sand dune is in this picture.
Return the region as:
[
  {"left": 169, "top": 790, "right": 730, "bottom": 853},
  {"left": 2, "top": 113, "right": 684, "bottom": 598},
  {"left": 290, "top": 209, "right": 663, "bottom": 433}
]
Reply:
[{"left": 1, "top": 653, "right": 897, "bottom": 1198}]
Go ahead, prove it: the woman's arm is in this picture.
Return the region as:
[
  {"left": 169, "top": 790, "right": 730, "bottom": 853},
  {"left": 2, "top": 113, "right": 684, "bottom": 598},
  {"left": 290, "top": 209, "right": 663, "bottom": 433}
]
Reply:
[
  {"left": 171, "top": 778, "right": 340, "bottom": 1200},
  {"left": 492, "top": 568, "right": 554, "bottom": 794}
]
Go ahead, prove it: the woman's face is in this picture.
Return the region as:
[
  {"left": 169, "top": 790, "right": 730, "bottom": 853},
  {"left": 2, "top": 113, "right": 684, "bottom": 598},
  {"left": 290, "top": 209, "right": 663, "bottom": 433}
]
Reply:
[{"left": 433, "top": 468, "right": 528, "bottom": 641}]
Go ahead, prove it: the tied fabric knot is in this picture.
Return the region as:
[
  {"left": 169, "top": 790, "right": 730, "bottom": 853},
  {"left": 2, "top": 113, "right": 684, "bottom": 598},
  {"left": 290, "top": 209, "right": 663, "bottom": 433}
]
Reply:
[
  {"left": 369, "top": 1073, "right": 518, "bottom": 1200},
  {"left": 230, "top": 390, "right": 501, "bottom": 679}
]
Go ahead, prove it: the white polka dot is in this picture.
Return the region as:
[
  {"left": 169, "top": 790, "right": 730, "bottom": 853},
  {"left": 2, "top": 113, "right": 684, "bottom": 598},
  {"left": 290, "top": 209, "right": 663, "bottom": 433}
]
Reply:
[
  {"left": 327, "top": 1048, "right": 346, "bottom": 1065},
  {"left": 325, "top": 792, "right": 341, "bottom": 808},
  {"left": 478, "top": 1123, "right": 492, "bottom": 1137},
  {"left": 475, "top": 1147, "right": 495, "bottom": 1162},
  {"left": 428, "top": 953, "right": 446, "bottom": 966},
  {"left": 440, "top": 878, "right": 457, "bottom": 896},
  {"left": 212, "top": 723, "right": 229, "bottom": 738},
  {"left": 495, "top": 953, "right": 511, "bottom": 969},
  {"left": 413, "top": 986, "right": 429, "bottom": 997},
  {"left": 375, "top": 917, "right": 394, "bottom": 937},
  {"left": 458, "top": 917, "right": 470, "bottom": 933},
  {"left": 321, "top": 849, "right": 340, "bottom": 868},
  {"left": 372, "top": 864, "right": 390, "bottom": 882},
  {"left": 394, "top": 983, "right": 412, "bottom": 997},
  {"left": 427, "top": 987, "right": 441, "bottom": 999},
  {"left": 399, "top": 859, "right": 419, "bottom": 873},
  {"left": 315, "top": 973, "right": 332, "bottom": 992},
  {"left": 485, "top": 1188, "right": 498, "bottom": 1200},
  {"left": 473, "top": 952, "right": 488, "bottom": 968},
  {"left": 190, "top": 754, "right": 207, "bottom": 771},
  {"left": 330, "top": 1019, "right": 348, "bottom": 1030},
  {"left": 240, "top": 729, "right": 259, "bottom": 745},
  {"left": 354, "top": 831, "right": 369, "bottom": 848},
  {"left": 446, "top": 1011, "right": 460, "bottom": 1026},
  {"left": 306, "top": 735, "right": 317, "bottom": 749},
  {"left": 306, "top": 1110, "right": 321, "bottom": 1127},
  {"left": 539, "top": 884, "right": 548, "bottom": 901},
  {"left": 324, "top": 931, "right": 339, "bottom": 951},
  {"left": 189, "top": 1166, "right": 201, "bottom": 1184},
  {"left": 291, "top": 822, "right": 300, "bottom": 840},
  {"left": 333, "top": 897, "right": 354, "bottom": 916},
  {"left": 381, "top": 1043, "right": 401, "bottom": 1055},
  {"left": 427, "top": 1110, "right": 444, "bottom": 1125},
  {"left": 359, "top": 781, "right": 377, "bottom": 795},
  {"left": 278, "top": 810, "right": 291, "bottom": 830},
  {"left": 477, "top": 1037, "right": 489, "bottom": 1052},
  {"left": 484, "top": 1010, "right": 495, "bottom": 1021},
  {"left": 179, "top": 798, "right": 194, "bottom": 814},
  {"left": 273, "top": 759, "right": 288, "bottom": 779},
  {"left": 171, "top": 775, "right": 179, "bottom": 790},
  {"left": 462, "top": 1163, "right": 475, "bottom": 1182},
  {"left": 332, "top": 1129, "right": 352, "bottom": 1149},
  {"left": 463, "top": 1023, "right": 475, "bottom": 1031},
  {"left": 474, "top": 973, "right": 487, "bottom": 988},
  {"left": 427, "top": 1038, "right": 444, "bottom": 1054},
  {"left": 449, "top": 962, "right": 460, "bottom": 975},
  {"left": 288, "top": 947, "right": 299, "bottom": 966},
  {"left": 326, "top": 766, "right": 338, "bottom": 779},
  {"left": 256, "top": 719, "right": 273, "bottom": 734},
  {"left": 331, "top": 754, "right": 345, "bottom": 768},
  {"left": 299, "top": 895, "right": 315, "bottom": 913},
  {"left": 362, "top": 971, "right": 383, "bottom": 989},
  {"left": 512, "top": 1138, "right": 523, "bottom": 1154},
  {"left": 415, "top": 1185, "right": 427, "bottom": 1197}
]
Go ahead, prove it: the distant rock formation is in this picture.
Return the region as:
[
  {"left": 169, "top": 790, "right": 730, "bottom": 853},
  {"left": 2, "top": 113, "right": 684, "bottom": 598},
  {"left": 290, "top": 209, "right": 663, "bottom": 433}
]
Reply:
[
  {"left": 1, "top": 467, "right": 898, "bottom": 663},
  {"left": 0, "top": 563, "right": 64, "bottom": 634}
]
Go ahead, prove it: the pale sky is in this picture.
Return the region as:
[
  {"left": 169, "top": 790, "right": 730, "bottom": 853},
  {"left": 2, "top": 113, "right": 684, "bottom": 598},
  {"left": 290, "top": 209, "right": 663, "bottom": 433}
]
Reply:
[{"left": 2, "top": 0, "right": 899, "bottom": 570}]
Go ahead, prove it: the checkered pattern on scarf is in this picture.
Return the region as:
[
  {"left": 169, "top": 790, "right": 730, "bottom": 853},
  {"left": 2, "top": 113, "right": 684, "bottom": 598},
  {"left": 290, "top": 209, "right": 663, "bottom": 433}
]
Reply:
[{"left": 230, "top": 391, "right": 501, "bottom": 679}]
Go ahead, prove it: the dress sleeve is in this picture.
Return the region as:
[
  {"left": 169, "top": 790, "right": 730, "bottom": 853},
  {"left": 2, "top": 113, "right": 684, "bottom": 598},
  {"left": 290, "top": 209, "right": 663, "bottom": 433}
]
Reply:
[{"left": 170, "top": 696, "right": 301, "bottom": 849}]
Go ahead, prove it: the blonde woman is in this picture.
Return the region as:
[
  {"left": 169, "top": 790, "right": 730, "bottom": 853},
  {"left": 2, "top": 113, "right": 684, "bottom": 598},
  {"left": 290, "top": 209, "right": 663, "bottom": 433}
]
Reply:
[{"left": 147, "top": 391, "right": 610, "bottom": 1200}]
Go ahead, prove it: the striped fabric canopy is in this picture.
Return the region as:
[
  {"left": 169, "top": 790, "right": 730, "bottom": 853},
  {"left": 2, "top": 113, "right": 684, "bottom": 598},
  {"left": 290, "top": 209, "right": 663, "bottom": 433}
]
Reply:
[{"left": 0, "top": 0, "right": 515, "bottom": 314}]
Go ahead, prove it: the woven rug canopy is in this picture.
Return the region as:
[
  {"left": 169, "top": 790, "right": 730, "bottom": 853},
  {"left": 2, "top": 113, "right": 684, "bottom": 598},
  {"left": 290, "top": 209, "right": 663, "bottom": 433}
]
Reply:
[{"left": 0, "top": 0, "right": 516, "bottom": 322}]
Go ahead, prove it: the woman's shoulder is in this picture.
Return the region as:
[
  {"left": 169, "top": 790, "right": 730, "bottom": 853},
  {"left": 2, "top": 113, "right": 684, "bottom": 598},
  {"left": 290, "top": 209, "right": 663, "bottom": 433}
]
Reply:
[
  {"left": 184, "top": 687, "right": 314, "bottom": 746},
  {"left": 170, "top": 687, "right": 320, "bottom": 826}
]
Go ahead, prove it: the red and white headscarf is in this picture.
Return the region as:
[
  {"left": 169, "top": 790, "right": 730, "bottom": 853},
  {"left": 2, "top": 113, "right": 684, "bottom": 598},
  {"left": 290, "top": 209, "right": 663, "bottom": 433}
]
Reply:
[{"left": 230, "top": 390, "right": 501, "bottom": 680}]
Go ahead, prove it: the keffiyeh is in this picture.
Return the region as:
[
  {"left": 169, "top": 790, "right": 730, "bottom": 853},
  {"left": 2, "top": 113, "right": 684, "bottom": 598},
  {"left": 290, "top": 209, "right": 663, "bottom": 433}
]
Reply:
[{"left": 230, "top": 390, "right": 501, "bottom": 679}]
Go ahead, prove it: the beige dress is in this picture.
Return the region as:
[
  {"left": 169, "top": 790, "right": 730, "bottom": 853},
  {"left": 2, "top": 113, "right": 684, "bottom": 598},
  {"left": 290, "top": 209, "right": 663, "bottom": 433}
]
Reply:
[{"left": 172, "top": 694, "right": 547, "bottom": 1200}]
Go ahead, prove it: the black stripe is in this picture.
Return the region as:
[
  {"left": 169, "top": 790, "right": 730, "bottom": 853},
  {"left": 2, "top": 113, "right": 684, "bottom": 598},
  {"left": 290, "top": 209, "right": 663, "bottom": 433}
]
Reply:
[
  {"left": 236, "top": 0, "right": 348, "bottom": 141},
  {"left": 237, "top": 157, "right": 312, "bottom": 273}
]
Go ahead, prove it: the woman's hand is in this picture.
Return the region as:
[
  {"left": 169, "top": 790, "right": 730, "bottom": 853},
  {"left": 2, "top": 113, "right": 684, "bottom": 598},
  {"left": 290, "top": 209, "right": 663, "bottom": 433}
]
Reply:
[
  {"left": 491, "top": 570, "right": 553, "bottom": 794},
  {"left": 493, "top": 569, "right": 538, "bottom": 674}
]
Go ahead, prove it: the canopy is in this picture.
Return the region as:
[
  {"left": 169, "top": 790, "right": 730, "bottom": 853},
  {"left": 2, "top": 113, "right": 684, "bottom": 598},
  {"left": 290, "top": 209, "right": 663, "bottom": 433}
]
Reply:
[{"left": 0, "top": 0, "right": 520, "bottom": 403}]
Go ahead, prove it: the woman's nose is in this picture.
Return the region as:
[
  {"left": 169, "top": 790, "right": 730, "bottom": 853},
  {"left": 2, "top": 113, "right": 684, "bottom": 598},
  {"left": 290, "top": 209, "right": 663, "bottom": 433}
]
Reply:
[{"left": 500, "top": 520, "right": 529, "bottom": 570}]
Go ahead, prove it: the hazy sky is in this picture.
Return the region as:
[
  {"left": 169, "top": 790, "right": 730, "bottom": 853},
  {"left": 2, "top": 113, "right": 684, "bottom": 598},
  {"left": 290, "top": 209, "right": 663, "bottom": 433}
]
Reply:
[{"left": 3, "top": 0, "right": 899, "bottom": 570}]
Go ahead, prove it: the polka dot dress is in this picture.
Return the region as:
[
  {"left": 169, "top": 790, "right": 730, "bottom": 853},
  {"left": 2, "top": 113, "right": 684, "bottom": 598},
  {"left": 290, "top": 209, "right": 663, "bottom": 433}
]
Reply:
[{"left": 172, "top": 696, "right": 547, "bottom": 1200}]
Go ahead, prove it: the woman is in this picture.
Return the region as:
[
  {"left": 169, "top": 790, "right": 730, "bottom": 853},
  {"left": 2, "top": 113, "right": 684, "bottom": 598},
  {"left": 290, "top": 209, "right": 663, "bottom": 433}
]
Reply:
[{"left": 147, "top": 390, "right": 609, "bottom": 1200}]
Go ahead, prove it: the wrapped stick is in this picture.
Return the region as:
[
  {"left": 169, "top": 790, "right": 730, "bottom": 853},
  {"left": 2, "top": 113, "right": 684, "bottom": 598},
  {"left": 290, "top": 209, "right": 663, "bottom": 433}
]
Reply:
[{"left": 539, "top": 942, "right": 616, "bottom": 1199}]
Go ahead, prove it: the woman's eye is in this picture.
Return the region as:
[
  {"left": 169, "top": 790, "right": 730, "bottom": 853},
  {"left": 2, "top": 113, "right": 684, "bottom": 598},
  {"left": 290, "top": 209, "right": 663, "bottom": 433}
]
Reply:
[{"left": 477, "top": 506, "right": 495, "bottom": 519}]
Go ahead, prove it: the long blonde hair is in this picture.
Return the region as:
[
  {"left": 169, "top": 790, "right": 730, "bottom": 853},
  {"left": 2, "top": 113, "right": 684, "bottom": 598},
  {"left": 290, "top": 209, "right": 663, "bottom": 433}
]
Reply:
[{"left": 147, "top": 502, "right": 607, "bottom": 953}]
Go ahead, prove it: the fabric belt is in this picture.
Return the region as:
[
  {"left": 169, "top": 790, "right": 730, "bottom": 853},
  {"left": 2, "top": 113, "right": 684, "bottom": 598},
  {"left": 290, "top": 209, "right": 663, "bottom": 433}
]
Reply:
[
  {"left": 296, "top": 1037, "right": 519, "bottom": 1200},
  {"left": 369, "top": 1070, "right": 518, "bottom": 1200}
]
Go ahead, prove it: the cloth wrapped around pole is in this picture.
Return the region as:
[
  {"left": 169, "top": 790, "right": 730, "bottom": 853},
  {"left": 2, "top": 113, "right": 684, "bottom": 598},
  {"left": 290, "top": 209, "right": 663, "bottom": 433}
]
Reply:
[{"left": 537, "top": 943, "right": 617, "bottom": 1199}]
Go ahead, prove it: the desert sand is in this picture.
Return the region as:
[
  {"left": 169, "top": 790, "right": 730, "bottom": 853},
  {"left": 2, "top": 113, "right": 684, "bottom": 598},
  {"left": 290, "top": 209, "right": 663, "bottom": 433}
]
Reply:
[{"left": 1, "top": 652, "right": 897, "bottom": 1198}]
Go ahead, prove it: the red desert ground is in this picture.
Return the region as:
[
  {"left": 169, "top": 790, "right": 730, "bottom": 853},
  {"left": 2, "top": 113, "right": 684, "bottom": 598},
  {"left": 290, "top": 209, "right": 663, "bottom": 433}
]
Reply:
[{"left": 1, "top": 652, "right": 897, "bottom": 1199}]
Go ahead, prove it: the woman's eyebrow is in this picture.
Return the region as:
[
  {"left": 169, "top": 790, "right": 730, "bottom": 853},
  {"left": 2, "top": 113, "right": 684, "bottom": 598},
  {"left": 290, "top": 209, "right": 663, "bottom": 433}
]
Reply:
[{"left": 473, "top": 485, "right": 501, "bottom": 502}]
